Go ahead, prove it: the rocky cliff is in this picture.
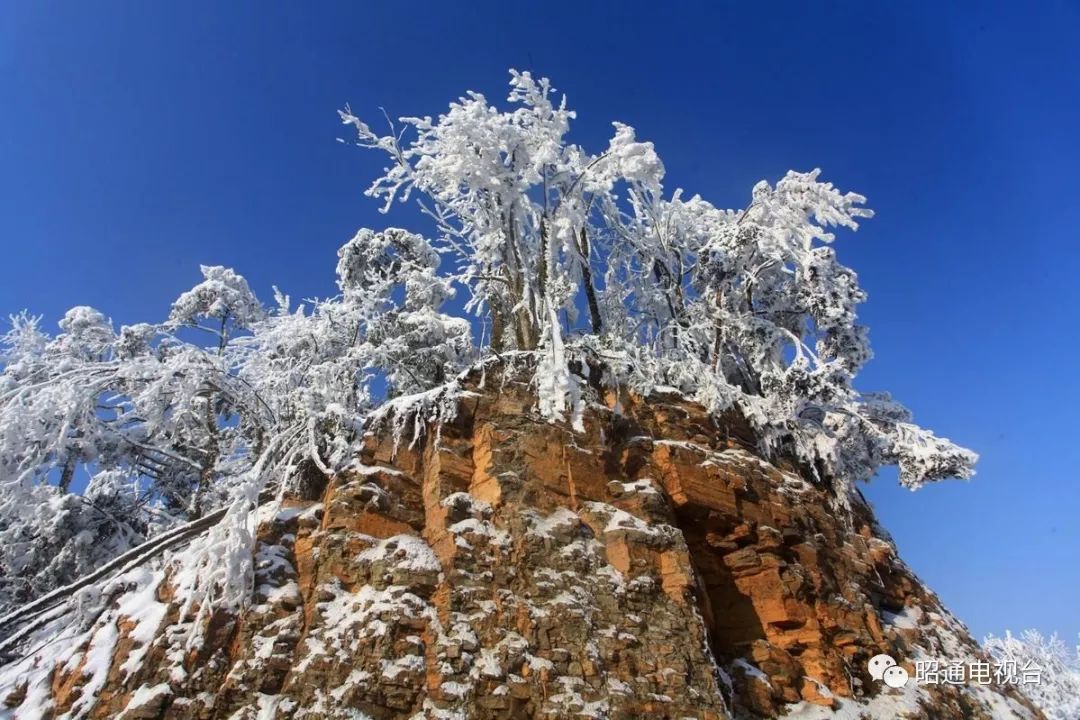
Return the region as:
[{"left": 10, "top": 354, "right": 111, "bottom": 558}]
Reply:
[{"left": 0, "top": 367, "right": 1043, "bottom": 719}]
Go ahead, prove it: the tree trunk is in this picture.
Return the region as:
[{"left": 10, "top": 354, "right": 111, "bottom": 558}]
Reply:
[
  {"left": 578, "top": 228, "right": 603, "bottom": 335},
  {"left": 58, "top": 455, "right": 76, "bottom": 493},
  {"left": 490, "top": 303, "right": 506, "bottom": 353}
]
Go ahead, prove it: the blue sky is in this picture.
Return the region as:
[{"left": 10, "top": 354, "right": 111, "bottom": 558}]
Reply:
[{"left": 2, "top": 1, "right": 1077, "bottom": 644}]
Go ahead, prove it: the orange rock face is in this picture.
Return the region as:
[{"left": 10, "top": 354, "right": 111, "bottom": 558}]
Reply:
[{"left": 2, "top": 367, "right": 1044, "bottom": 719}]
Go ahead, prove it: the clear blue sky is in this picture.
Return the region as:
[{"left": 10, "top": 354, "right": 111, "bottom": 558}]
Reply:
[{"left": 2, "top": 2, "right": 1077, "bottom": 644}]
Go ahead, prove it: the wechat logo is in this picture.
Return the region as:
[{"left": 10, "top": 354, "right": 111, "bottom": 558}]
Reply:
[{"left": 868, "top": 654, "right": 909, "bottom": 688}]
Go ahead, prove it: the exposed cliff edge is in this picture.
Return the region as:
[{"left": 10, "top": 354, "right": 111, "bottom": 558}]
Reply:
[{"left": 0, "top": 367, "right": 1042, "bottom": 719}]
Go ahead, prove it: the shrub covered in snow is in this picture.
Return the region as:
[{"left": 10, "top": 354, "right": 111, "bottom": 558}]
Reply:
[{"left": 984, "top": 630, "right": 1080, "bottom": 720}]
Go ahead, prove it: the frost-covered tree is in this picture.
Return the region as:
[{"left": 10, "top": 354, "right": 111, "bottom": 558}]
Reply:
[
  {"left": 0, "top": 229, "right": 468, "bottom": 615},
  {"left": 984, "top": 630, "right": 1080, "bottom": 720},
  {"left": 335, "top": 227, "right": 472, "bottom": 394},
  {"left": 0, "top": 470, "right": 153, "bottom": 614},
  {"left": 341, "top": 70, "right": 976, "bottom": 488},
  {"left": 168, "top": 265, "right": 266, "bottom": 351},
  {"left": 1, "top": 69, "right": 975, "bottom": 628}
]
